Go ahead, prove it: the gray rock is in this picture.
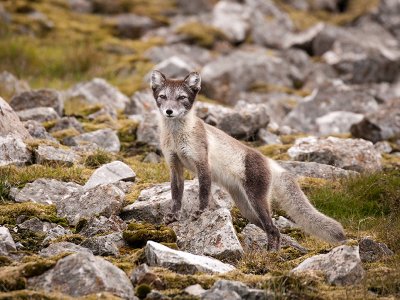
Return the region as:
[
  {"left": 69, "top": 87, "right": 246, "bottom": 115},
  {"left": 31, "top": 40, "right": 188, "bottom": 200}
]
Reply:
[
  {"left": 81, "top": 232, "right": 124, "bottom": 256},
  {"left": 78, "top": 215, "right": 127, "bottom": 237},
  {"left": 24, "top": 120, "right": 57, "bottom": 141},
  {"left": 65, "top": 78, "right": 129, "bottom": 111},
  {"left": 145, "top": 291, "right": 170, "bottom": 300},
  {"left": 291, "top": 245, "right": 365, "bottom": 286},
  {"left": 67, "top": 128, "right": 120, "bottom": 153},
  {"left": 257, "top": 129, "right": 282, "bottom": 145},
  {"left": 145, "top": 241, "right": 235, "bottom": 275},
  {"left": 273, "top": 216, "right": 297, "bottom": 231},
  {"left": 374, "top": 141, "right": 393, "bottom": 154},
  {"left": 84, "top": 161, "right": 136, "bottom": 190},
  {"left": 150, "top": 56, "right": 198, "bottom": 79},
  {"left": 201, "top": 48, "right": 300, "bottom": 105},
  {"left": 241, "top": 224, "right": 307, "bottom": 254},
  {"left": 13, "top": 179, "right": 82, "bottom": 205},
  {"left": 39, "top": 242, "right": 92, "bottom": 257},
  {"left": 359, "top": 237, "right": 394, "bottom": 263},
  {"left": 0, "top": 226, "right": 17, "bottom": 256},
  {"left": 49, "top": 117, "right": 84, "bottom": 133},
  {"left": 171, "top": 208, "right": 243, "bottom": 261},
  {"left": 375, "top": 0, "right": 400, "bottom": 40},
  {"left": 350, "top": 102, "right": 400, "bottom": 143},
  {"left": 0, "top": 135, "right": 32, "bottom": 167},
  {"left": 35, "top": 145, "right": 80, "bottom": 166},
  {"left": 109, "top": 13, "right": 157, "bottom": 39},
  {"left": 42, "top": 226, "right": 73, "bottom": 245},
  {"left": 185, "top": 284, "right": 206, "bottom": 297},
  {"left": 121, "top": 180, "right": 234, "bottom": 224},
  {"left": 57, "top": 184, "right": 125, "bottom": 225},
  {"left": 176, "top": 0, "right": 214, "bottom": 14},
  {"left": 0, "top": 71, "right": 30, "bottom": 99},
  {"left": 316, "top": 111, "right": 364, "bottom": 135},
  {"left": 284, "top": 82, "right": 379, "bottom": 133},
  {"left": 196, "top": 101, "right": 270, "bottom": 139},
  {"left": 124, "top": 89, "right": 157, "bottom": 115},
  {"left": 10, "top": 89, "right": 63, "bottom": 115},
  {"left": 136, "top": 111, "right": 160, "bottom": 149},
  {"left": 17, "top": 107, "right": 60, "bottom": 123},
  {"left": 68, "top": 0, "right": 93, "bottom": 13},
  {"left": 202, "top": 280, "right": 272, "bottom": 300},
  {"left": 28, "top": 252, "right": 135, "bottom": 299},
  {"left": 0, "top": 97, "right": 31, "bottom": 140},
  {"left": 130, "top": 263, "right": 164, "bottom": 289},
  {"left": 212, "top": 1, "right": 251, "bottom": 43},
  {"left": 143, "top": 152, "right": 161, "bottom": 163},
  {"left": 278, "top": 161, "right": 359, "bottom": 179},
  {"left": 288, "top": 136, "right": 382, "bottom": 172}
]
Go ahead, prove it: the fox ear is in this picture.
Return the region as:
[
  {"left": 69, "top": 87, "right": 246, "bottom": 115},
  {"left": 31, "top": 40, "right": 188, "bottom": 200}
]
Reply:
[
  {"left": 150, "top": 70, "right": 166, "bottom": 91},
  {"left": 184, "top": 72, "right": 201, "bottom": 93}
]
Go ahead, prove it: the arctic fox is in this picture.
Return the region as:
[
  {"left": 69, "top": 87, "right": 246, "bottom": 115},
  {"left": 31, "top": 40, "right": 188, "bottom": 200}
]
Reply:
[{"left": 150, "top": 70, "right": 345, "bottom": 250}]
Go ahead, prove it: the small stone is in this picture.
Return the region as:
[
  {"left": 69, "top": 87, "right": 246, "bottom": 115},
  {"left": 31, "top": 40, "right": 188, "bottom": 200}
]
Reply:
[
  {"left": 374, "top": 141, "right": 393, "bottom": 154},
  {"left": 130, "top": 263, "right": 164, "bottom": 289},
  {"left": 0, "top": 135, "right": 32, "bottom": 166},
  {"left": 273, "top": 216, "right": 297, "bottom": 231},
  {"left": 150, "top": 56, "right": 198, "bottom": 79},
  {"left": 24, "top": 120, "right": 57, "bottom": 141},
  {"left": 145, "top": 241, "right": 236, "bottom": 275},
  {"left": 80, "top": 232, "right": 124, "bottom": 256},
  {"left": 202, "top": 280, "right": 272, "bottom": 300},
  {"left": 109, "top": 13, "right": 157, "bottom": 39},
  {"left": 316, "top": 111, "right": 364, "bottom": 135},
  {"left": 35, "top": 145, "right": 80, "bottom": 166},
  {"left": 143, "top": 152, "right": 161, "bottom": 163},
  {"left": 10, "top": 89, "right": 63, "bottom": 115},
  {"left": 136, "top": 112, "right": 160, "bottom": 149},
  {"left": 67, "top": 128, "right": 120, "bottom": 153},
  {"left": 0, "top": 71, "right": 30, "bottom": 100},
  {"left": 0, "top": 96, "right": 31, "bottom": 140},
  {"left": 39, "top": 242, "right": 92, "bottom": 257},
  {"left": 17, "top": 107, "right": 60, "bottom": 123},
  {"left": 84, "top": 161, "right": 136, "bottom": 190},
  {"left": 257, "top": 129, "right": 282, "bottom": 145},
  {"left": 78, "top": 215, "right": 127, "bottom": 237},
  {"left": 359, "top": 237, "right": 394, "bottom": 263},
  {"left": 124, "top": 89, "right": 157, "bottom": 115},
  {"left": 185, "top": 284, "right": 206, "bottom": 297},
  {"left": 291, "top": 245, "right": 365, "bottom": 285},
  {"left": 28, "top": 252, "right": 135, "bottom": 299},
  {"left": 0, "top": 226, "right": 17, "bottom": 256},
  {"left": 50, "top": 117, "right": 84, "bottom": 133}
]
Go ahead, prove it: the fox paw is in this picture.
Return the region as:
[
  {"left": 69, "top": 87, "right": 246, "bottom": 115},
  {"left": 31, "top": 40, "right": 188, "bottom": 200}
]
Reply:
[
  {"left": 164, "top": 213, "right": 179, "bottom": 224},
  {"left": 191, "top": 210, "right": 204, "bottom": 221}
]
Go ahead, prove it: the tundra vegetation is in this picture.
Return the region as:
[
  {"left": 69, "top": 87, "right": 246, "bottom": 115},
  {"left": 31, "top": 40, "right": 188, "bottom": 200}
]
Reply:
[{"left": 0, "top": 0, "right": 399, "bottom": 299}]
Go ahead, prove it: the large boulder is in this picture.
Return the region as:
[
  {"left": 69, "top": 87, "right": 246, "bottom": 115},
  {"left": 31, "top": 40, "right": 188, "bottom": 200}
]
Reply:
[
  {"left": 291, "top": 245, "right": 365, "bottom": 286},
  {"left": 0, "top": 226, "right": 17, "bottom": 256},
  {"left": 121, "top": 180, "right": 234, "bottom": 224},
  {"left": 196, "top": 101, "right": 270, "bottom": 139},
  {"left": 278, "top": 161, "right": 358, "bottom": 179},
  {"left": 10, "top": 89, "right": 63, "bottom": 115},
  {"left": 28, "top": 252, "right": 136, "bottom": 299},
  {"left": 350, "top": 101, "right": 400, "bottom": 143},
  {"left": 65, "top": 78, "right": 129, "bottom": 111},
  {"left": 0, "top": 97, "right": 31, "bottom": 140},
  {"left": 66, "top": 128, "right": 121, "bottom": 153},
  {"left": 201, "top": 48, "right": 300, "bottom": 105},
  {"left": 12, "top": 179, "right": 82, "bottom": 205},
  {"left": 288, "top": 136, "right": 382, "bottom": 172},
  {"left": 171, "top": 208, "right": 243, "bottom": 261},
  {"left": 145, "top": 241, "right": 235, "bottom": 275},
  {"left": 0, "top": 135, "right": 32, "bottom": 167},
  {"left": 56, "top": 184, "right": 125, "bottom": 225},
  {"left": 283, "top": 83, "right": 379, "bottom": 133},
  {"left": 84, "top": 161, "right": 136, "bottom": 190}
]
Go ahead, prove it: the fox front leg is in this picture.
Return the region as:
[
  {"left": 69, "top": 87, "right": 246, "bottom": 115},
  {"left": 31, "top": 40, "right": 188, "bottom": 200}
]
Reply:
[
  {"left": 192, "top": 161, "right": 211, "bottom": 220},
  {"left": 164, "top": 154, "right": 184, "bottom": 224}
]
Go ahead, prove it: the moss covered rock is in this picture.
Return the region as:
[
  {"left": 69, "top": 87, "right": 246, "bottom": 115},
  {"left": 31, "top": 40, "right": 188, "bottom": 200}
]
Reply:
[{"left": 123, "top": 222, "right": 177, "bottom": 248}]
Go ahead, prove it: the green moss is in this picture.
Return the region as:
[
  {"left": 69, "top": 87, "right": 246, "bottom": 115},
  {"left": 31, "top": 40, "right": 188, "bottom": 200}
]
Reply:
[
  {"left": 50, "top": 234, "right": 85, "bottom": 245},
  {"left": 135, "top": 284, "right": 152, "bottom": 299},
  {"left": 117, "top": 119, "right": 139, "bottom": 151},
  {"left": 0, "top": 290, "right": 73, "bottom": 300},
  {"left": 83, "top": 149, "right": 114, "bottom": 168},
  {"left": 257, "top": 144, "right": 291, "bottom": 160},
  {"left": 10, "top": 228, "right": 46, "bottom": 252},
  {"left": 230, "top": 207, "right": 249, "bottom": 233},
  {"left": 176, "top": 22, "right": 227, "bottom": 48},
  {"left": 51, "top": 128, "right": 81, "bottom": 141},
  {"left": 0, "top": 203, "right": 68, "bottom": 227},
  {"left": 63, "top": 97, "right": 103, "bottom": 118},
  {"left": 123, "top": 222, "right": 177, "bottom": 248},
  {"left": 0, "top": 256, "right": 12, "bottom": 268}
]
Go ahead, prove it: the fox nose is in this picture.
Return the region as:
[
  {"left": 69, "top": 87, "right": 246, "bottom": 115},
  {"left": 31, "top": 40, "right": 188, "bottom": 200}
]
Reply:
[{"left": 166, "top": 109, "right": 173, "bottom": 116}]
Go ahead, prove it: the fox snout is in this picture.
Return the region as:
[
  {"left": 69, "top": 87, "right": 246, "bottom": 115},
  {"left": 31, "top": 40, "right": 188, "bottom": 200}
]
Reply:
[{"left": 150, "top": 70, "right": 201, "bottom": 119}]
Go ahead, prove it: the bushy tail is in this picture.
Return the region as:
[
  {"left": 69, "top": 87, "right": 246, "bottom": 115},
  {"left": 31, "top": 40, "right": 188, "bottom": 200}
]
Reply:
[{"left": 272, "top": 171, "right": 346, "bottom": 244}]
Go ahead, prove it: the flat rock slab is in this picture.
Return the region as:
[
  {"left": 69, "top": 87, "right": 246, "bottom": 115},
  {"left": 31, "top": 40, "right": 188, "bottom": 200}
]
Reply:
[
  {"left": 121, "top": 180, "right": 234, "bottom": 224},
  {"left": 171, "top": 208, "right": 244, "bottom": 261},
  {"left": 84, "top": 161, "right": 136, "bottom": 190},
  {"left": 12, "top": 178, "right": 82, "bottom": 205},
  {"left": 67, "top": 128, "right": 120, "bottom": 153},
  {"left": 0, "top": 226, "right": 17, "bottom": 256},
  {"left": 291, "top": 245, "right": 365, "bottom": 286},
  {"left": 288, "top": 136, "right": 382, "bottom": 172},
  {"left": 28, "top": 252, "right": 135, "bottom": 299},
  {"left": 145, "top": 241, "right": 235, "bottom": 275},
  {"left": 35, "top": 145, "right": 80, "bottom": 167},
  {"left": 56, "top": 184, "right": 125, "bottom": 226},
  {"left": 17, "top": 107, "right": 60, "bottom": 123},
  {"left": 39, "top": 242, "right": 93, "bottom": 257},
  {"left": 278, "top": 160, "right": 358, "bottom": 179},
  {"left": 0, "top": 134, "right": 32, "bottom": 166},
  {"left": 0, "top": 96, "right": 31, "bottom": 139}
]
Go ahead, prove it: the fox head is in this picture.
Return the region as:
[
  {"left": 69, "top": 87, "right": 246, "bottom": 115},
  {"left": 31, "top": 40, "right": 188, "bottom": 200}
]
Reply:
[{"left": 150, "top": 70, "right": 201, "bottom": 119}]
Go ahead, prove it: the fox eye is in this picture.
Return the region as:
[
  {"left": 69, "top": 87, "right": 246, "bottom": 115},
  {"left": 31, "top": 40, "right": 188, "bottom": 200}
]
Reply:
[
  {"left": 177, "top": 95, "right": 187, "bottom": 100},
  {"left": 159, "top": 95, "right": 167, "bottom": 100}
]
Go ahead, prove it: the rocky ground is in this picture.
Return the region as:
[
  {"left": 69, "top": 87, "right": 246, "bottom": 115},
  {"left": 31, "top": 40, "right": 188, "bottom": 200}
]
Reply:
[{"left": 0, "top": 0, "right": 400, "bottom": 299}]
